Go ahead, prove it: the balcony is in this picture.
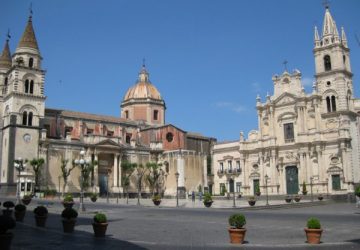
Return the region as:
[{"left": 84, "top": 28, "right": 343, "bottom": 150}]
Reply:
[{"left": 217, "top": 169, "right": 224, "bottom": 176}]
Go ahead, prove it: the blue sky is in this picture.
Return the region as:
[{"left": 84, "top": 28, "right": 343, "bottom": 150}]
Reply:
[{"left": 1, "top": 0, "right": 360, "bottom": 141}]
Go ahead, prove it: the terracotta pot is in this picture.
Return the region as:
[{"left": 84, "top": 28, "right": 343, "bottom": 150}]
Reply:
[
  {"left": 0, "top": 232, "right": 13, "bottom": 250},
  {"left": 92, "top": 222, "right": 108, "bottom": 237},
  {"left": 91, "top": 197, "right": 97, "bottom": 202},
  {"left": 285, "top": 198, "right": 292, "bottom": 203},
  {"left": 21, "top": 198, "right": 31, "bottom": 205},
  {"left": 248, "top": 200, "right": 256, "bottom": 206},
  {"left": 153, "top": 200, "right": 161, "bottom": 206},
  {"left": 318, "top": 196, "right": 323, "bottom": 201},
  {"left": 228, "top": 228, "right": 246, "bottom": 244},
  {"left": 255, "top": 192, "right": 261, "bottom": 196},
  {"left": 294, "top": 197, "right": 301, "bottom": 202},
  {"left": 35, "top": 215, "right": 47, "bottom": 227},
  {"left": 62, "top": 202, "right": 74, "bottom": 209},
  {"left": 204, "top": 201, "right": 213, "bottom": 208},
  {"left": 62, "top": 219, "right": 76, "bottom": 233},
  {"left": 14, "top": 210, "right": 26, "bottom": 222},
  {"left": 304, "top": 228, "right": 323, "bottom": 244},
  {"left": 2, "top": 210, "right": 13, "bottom": 217}
]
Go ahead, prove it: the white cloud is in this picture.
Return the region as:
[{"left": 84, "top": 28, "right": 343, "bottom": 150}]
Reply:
[
  {"left": 302, "top": 77, "right": 314, "bottom": 87},
  {"left": 215, "top": 102, "right": 247, "bottom": 113}
]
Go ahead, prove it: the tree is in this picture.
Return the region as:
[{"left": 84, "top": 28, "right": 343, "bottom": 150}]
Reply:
[
  {"left": 121, "top": 161, "right": 136, "bottom": 204},
  {"left": 146, "top": 162, "right": 164, "bottom": 196},
  {"left": 29, "top": 158, "right": 45, "bottom": 192},
  {"left": 135, "top": 163, "right": 148, "bottom": 205},
  {"left": 60, "top": 159, "right": 76, "bottom": 196},
  {"left": 76, "top": 160, "right": 97, "bottom": 192}
]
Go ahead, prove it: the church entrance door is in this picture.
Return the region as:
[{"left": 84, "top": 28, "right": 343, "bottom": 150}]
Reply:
[
  {"left": 286, "top": 166, "right": 299, "bottom": 194},
  {"left": 99, "top": 174, "right": 108, "bottom": 196}
]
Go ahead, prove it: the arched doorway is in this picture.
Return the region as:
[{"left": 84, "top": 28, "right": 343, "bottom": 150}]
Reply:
[{"left": 286, "top": 166, "right": 299, "bottom": 194}]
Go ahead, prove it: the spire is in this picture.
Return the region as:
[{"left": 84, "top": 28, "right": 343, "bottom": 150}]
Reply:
[
  {"left": 314, "top": 26, "right": 320, "bottom": 41},
  {"left": 138, "top": 60, "right": 150, "bottom": 83},
  {"left": 16, "top": 15, "right": 39, "bottom": 52},
  {"left": 322, "top": 7, "right": 338, "bottom": 38},
  {"left": 341, "top": 27, "right": 348, "bottom": 47},
  {"left": 0, "top": 35, "right": 12, "bottom": 70}
]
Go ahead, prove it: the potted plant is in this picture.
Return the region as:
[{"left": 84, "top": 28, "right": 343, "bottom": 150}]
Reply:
[
  {"left": 304, "top": 217, "right": 322, "bottom": 244},
  {"left": 294, "top": 195, "right": 301, "bottom": 202},
  {"left": 14, "top": 204, "right": 26, "bottom": 222},
  {"left": 203, "top": 192, "right": 213, "bottom": 208},
  {"left": 92, "top": 212, "right": 108, "bottom": 237},
  {"left": 228, "top": 213, "right": 246, "bottom": 244},
  {"left": 285, "top": 195, "right": 292, "bottom": 203},
  {"left": 90, "top": 193, "right": 98, "bottom": 202},
  {"left": 62, "top": 194, "right": 75, "bottom": 208},
  {"left": 248, "top": 196, "right": 256, "bottom": 206},
  {"left": 2, "top": 201, "right": 15, "bottom": 217},
  {"left": 21, "top": 194, "right": 32, "bottom": 205},
  {"left": 318, "top": 194, "right": 324, "bottom": 201},
  {"left": 355, "top": 186, "right": 360, "bottom": 197},
  {"left": 255, "top": 185, "right": 261, "bottom": 196},
  {"left": 0, "top": 215, "right": 16, "bottom": 250},
  {"left": 152, "top": 194, "right": 161, "bottom": 206},
  {"left": 33, "top": 206, "right": 48, "bottom": 227},
  {"left": 302, "top": 181, "right": 308, "bottom": 195},
  {"left": 61, "top": 208, "right": 78, "bottom": 233}
]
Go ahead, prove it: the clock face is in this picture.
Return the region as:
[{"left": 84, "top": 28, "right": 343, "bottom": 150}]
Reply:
[{"left": 23, "top": 134, "right": 31, "bottom": 143}]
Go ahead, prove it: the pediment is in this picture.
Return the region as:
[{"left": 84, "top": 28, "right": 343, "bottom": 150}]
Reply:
[
  {"left": 273, "top": 92, "right": 297, "bottom": 106},
  {"left": 95, "top": 139, "right": 123, "bottom": 148}
]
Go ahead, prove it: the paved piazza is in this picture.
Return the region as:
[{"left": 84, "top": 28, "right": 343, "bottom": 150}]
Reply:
[{"left": 4, "top": 198, "right": 360, "bottom": 249}]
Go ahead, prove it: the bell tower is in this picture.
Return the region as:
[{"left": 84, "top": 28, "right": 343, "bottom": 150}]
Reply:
[{"left": 313, "top": 6, "right": 353, "bottom": 113}]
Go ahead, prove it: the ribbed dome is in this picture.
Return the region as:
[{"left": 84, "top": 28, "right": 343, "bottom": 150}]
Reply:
[{"left": 123, "top": 66, "right": 163, "bottom": 101}]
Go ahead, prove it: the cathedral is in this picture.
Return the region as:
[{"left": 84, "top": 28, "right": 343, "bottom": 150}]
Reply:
[
  {"left": 213, "top": 7, "right": 360, "bottom": 196},
  {"left": 0, "top": 14, "right": 215, "bottom": 196}
]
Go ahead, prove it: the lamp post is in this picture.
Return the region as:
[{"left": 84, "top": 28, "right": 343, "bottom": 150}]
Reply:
[
  {"left": 107, "top": 169, "right": 110, "bottom": 204},
  {"left": 137, "top": 171, "right": 142, "bottom": 206},
  {"left": 265, "top": 174, "right": 269, "bottom": 206},
  {"left": 14, "top": 158, "right": 26, "bottom": 204},
  {"left": 74, "top": 150, "right": 90, "bottom": 212},
  {"left": 310, "top": 176, "right": 314, "bottom": 202},
  {"left": 175, "top": 172, "right": 179, "bottom": 207}
]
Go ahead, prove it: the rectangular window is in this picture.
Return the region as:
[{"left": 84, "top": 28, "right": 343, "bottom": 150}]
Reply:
[
  {"left": 86, "top": 129, "right": 93, "bottom": 135},
  {"left": 236, "top": 161, "right": 241, "bottom": 173},
  {"left": 125, "top": 110, "right": 129, "bottom": 119},
  {"left": 65, "top": 126, "right": 73, "bottom": 137},
  {"left": 236, "top": 182, "right": 242, "bottom": 193},
  {"left": 219, "top": 162, "right": 224, "bottom": 173},
  {"left": 126, "top": 134, "right": 131, "bottom": 144},
  {"left": 107, "top": 131, "right": 114, "bottom": 137},
  {"left": 220, "top": 183, "right": 226, "bottom": 195},
  {"left": 228, "top": 160, "right": 232, "bottom": 173},
  {"left": 153, "top": 110, "right": 159, "bottom": 120},
  {"left": 284, "top": 123, "right": 294, "bottom": 143},
  {"left": 332, "top": 175, "right": 341, "bottom": 190},
  {"left": 44, "top": 124, "right": 51, "bottom": 137}
]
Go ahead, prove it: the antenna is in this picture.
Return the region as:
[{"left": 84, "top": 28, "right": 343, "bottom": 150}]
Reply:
[
  {"left": 322, "top": 0, "right": 330, "bottom": 9},
  {"left": 29, "top": 2, "right": 33, "bottom": 19},
  {"left": 6, "top": 29, "right": 11, "bottom": 41},
  {"left": 283, "top": 60, "right": 288, "bottom": 72}
]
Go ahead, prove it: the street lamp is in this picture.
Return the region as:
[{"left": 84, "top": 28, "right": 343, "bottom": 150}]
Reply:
[
  {"left": 14, "top": 158, "right": 26, "bottom": 204},
  {"left": 310, "top": 176, "right": 314, "bottom": 202},
  {"left": 74, "top": 150, "right": 90, "bottom": 212},
  {"left": 137, "top": 171, "right": 142, "bottom": 206},
  {"left": 175, "top": 172, "right": 179, "bottom": 207},
  {"left": 265, "top": 174, "right": 269, "bottom": 206}
]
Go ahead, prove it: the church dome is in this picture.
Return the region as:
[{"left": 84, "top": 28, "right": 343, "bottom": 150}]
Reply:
[{"left": 123, "top": 66, "right": 163, "bottom": 102}]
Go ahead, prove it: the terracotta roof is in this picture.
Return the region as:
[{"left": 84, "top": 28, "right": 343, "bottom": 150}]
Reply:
[
  {"left": 0, "top": 39, "right": 11, "bottom": 69},
  {"left": 17, "top": 17, "right": 39, "bottom": 51}
]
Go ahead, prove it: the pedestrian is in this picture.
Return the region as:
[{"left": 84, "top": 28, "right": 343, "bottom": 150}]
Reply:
[{"left": 191, "top": 191, "right": 195, "bottom": 203}]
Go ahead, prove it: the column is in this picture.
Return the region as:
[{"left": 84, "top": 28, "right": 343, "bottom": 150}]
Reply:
[
  {"left": 113, "top": 154, "right": 118, "bottom": 187},
  {"left": 203, "top": 155, "right": 208, "bottom": 189},
  {"left": 94, "top": 151, "right": 99, "bottom": 191},
  {"left": 118, "top": 154, "right": 122, "bottom": 188},
  {"left": 177, "top": 151, "right": 185, "bottom": 187}
]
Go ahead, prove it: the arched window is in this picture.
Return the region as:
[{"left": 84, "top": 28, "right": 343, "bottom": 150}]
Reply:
[
  {"left": 29, "top": 58, "right": 34, "bottom": 68},
  {"left": 22, "top": 111, "right": 28, "bottom": 125},
  {"left": 326, "top": 96, "right": 331, "bottom": 112},
  {"left": 324, "top": 55, "right": 332, "bottom": 71},
  {"left": 4, "top": 77, "right": 8, "bottom": 86},
  {"left": 30, "top": 80, "right": 34, "bottom": 94},
  {"left": 28, "top": 112, "right": 33, "bottom": 126},
  {"left": 331, "top": 96, "right": 336, "bottom": 112},
  {"left": 25, "top": 80, "right": 29, "bottom": 93}
]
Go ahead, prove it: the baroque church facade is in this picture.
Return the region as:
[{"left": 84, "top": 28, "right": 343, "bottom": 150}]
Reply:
[
  {"left": 0, "top": 14, "right": 215, "bottom": 196},
  {"left": 213, "top": 7, "right": 360, "bottom": 196}
]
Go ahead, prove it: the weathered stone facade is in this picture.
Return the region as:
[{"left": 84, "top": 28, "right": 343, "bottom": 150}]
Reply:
[{"left": 213, "top": 7, "right": 360, "bottom": 196}]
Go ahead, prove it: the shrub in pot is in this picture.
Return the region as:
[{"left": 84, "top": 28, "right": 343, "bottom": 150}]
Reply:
[
  {"left": 2, "top": 201, "right": 15, "bottom": 217},
  {"left": 90, "top": 193, "right": 98, "bottom": 202},
  {"left": 355, "top": 186, "right": 360, "bottom": 197},
  {"left": 152, "top": 194, "right": 161, "bottom": 206},
  {"left": 21, "top": 194, "right": 32, "bottom": 205},
  {"left": 92, "top": 212, "right": 108, "bottom": 237},
  {"left": 62, "top": 194, "right": 74, "bottom": 208},
  {"left": 318, "top": 194, "right": 323, "bottom": 201},
  {"left": 302, "top": 181, "right": 308, "bottom": 195},
  {"left": 228, "top": 213, "right": 246, "bottom": 244},
  {"left": 14, "top": 204, "right": 26, "bottom": 222},
  {"left": 248, "top": 196, "right": 256, "bottom": 206},
  {"left": 61, "top": 208, "right": 78, "bottom": 233},
  {"left": 294, "top": 195, "right": 301, "bottom": 202},
  {"left": 0, "top": 215, "right": 16, "bottom": 250},
  {"left": 304, "top": 217, "right": 322, "bottom": 244},
  {"left": 203, "top": 192, "right": 213, "bottom": 208},
  {"left": 33, "top": 206, "right": 48, "bottom": 227},
  {"left": 285, "top": 195, "right": 292, "bottom": 203}
]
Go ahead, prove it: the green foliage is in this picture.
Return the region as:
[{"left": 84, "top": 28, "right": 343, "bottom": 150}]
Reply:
[
  {"left": 203, "top": 192, "right": 213, "bottom": 203},
  {"left": 34, "top": 206, "right": 48, "bottom": 216},
  {"left": 61, "top": 208, "right": 78, "bottom": 219},
  {"left": 0, "top": 215, "right": 16, "bottom": 234},
  {"left": 255, "top": 184, "right": 260, "bottom": 194},
  {"left": 198, "top": 184, "right": 202, "bottom": 193},
  {"left": 15, "top": 204, "right": 26, "bottom": 212},
  {"left": 121, "top": 161, "right": 136, "bottom": 189},
  {"left": 248, "top": 196, "right": 256, "bottom": 201},
  {"left": 94, "top": 213, "right": 107, "bottom": 223},
  {"left": 3, "top": 201, "right": 15, "bottom": 209},
  {"left": 307, "top": 217, "right": 321, "bottom": 229},
  {"left": 90, "top": 192, "right": 98, "bottom": 199},
  {"left": 76, "top": 160, "right": 97, "bottom": 191},
  {"left": 44, "top": 188, "right": 57, "bottom": 196},
  {"left": 63, "top": 194, "right": 74, "bottom": 202},
  {"left": 146, "top": 162, "right": 164, "bottom": 195},
  {"left": 228, "top": 214, "right": 246, "bottom": 229},
  {"left": 152, "top": 194, "right": 161, "bottom": 201},
  {"left": 30, "top": 158, "right": 45, "bottom": 190},
  {"left": 220, "top": 185, "right": 227, "bottom": 196},
  {"left": 23, "top": 194, "right": 32, "bottom": 200},
  {"left": 355, "top": 186, "right": 360, "bottom": 197},
  {"left": 302, "top": 181, "right": 307, "bottom": 194}
]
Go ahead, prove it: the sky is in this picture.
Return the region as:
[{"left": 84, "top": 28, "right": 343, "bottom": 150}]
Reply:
[{"left": 1, "top": 0, "right": 360, "bottom": 142}]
